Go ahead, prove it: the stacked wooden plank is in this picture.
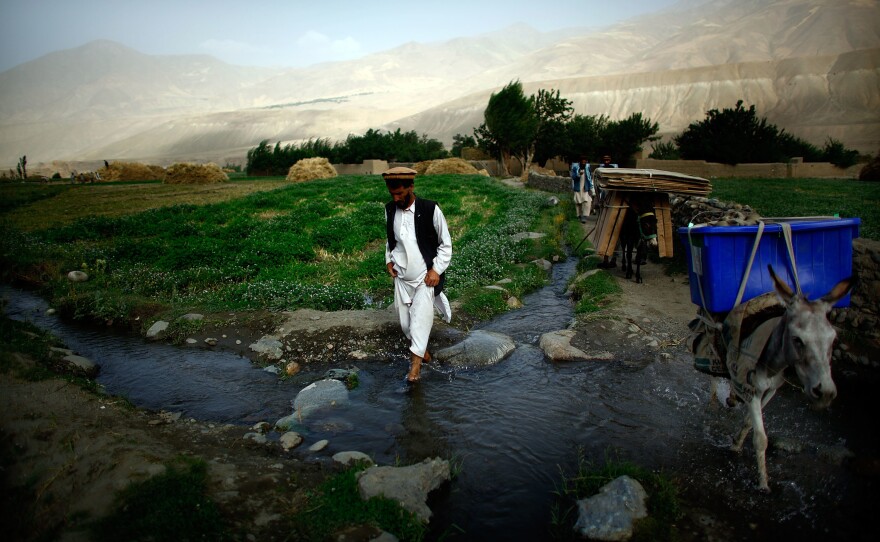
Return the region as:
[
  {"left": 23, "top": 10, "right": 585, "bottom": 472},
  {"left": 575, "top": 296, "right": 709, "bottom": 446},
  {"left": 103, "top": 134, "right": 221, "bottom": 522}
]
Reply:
[
  {"left": 590, "top": 168, "right": 709, "bottom": 258},
  {"left": 653, "top": 193, "right": 674, "bottom": 257},
  {"left": 594, "top": 167, "right": 711, "bottom": 196},
  {"left": 591, "top": 192, "right": 675, "bottom": 258},
  {"left": 592, "top": 191, "right": 628, "bottom": 259}
]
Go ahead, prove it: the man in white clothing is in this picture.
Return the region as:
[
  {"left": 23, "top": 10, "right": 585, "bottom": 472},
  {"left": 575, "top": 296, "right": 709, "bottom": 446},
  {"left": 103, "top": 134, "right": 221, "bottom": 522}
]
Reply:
[
  {"left": 383, "top": 167, "right": 453, "bottom": 382},
  {"left": 570, "top": 157, "right": 594, "bottom": 223}
]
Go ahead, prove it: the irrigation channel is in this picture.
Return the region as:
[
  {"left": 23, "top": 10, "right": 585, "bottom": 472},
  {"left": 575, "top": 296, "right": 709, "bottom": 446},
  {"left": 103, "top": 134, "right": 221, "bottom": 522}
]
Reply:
[{"left": 3, "top": 254, "right": 878, "bottom": 541}]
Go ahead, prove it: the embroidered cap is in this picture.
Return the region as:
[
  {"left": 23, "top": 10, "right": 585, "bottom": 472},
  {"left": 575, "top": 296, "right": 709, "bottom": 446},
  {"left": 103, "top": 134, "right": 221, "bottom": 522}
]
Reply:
[{"left": 382, "top": 167, "right": 417, "bottom": 181}]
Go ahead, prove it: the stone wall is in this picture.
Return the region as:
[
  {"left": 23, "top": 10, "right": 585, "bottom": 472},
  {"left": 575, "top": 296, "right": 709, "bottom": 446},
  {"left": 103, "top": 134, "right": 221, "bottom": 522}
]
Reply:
[
  {"left": 526, "top": 171, "right": 569, "bottom": 192},
  {"left": 836, "top": 238, "right": 880, "bottom": 366},
  {"left": 332, "top": 160, "right": 389, "bottom": 175}
]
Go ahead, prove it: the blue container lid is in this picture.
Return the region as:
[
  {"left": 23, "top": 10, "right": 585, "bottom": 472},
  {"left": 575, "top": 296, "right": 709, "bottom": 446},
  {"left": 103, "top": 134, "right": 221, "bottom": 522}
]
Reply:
[{"left": 678, "top": 217, "right": 861, "bottom": 236}]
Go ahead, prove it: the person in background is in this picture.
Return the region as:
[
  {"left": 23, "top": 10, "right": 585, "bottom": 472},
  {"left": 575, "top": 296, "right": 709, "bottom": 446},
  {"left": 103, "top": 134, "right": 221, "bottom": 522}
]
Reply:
[
  {"left": 570, "top": 157, "right": 594, "bottom": 223},
  {"left": 599, "top": 154, "right": 618, "bottom": 169},
  {"left": 383, "top": 167, "right": 453, "bottom": 383}
]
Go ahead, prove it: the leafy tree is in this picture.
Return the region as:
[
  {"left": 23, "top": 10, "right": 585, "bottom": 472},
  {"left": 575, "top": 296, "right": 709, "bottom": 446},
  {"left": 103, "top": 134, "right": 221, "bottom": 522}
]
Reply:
[
  {"left": 246, "top": 130, "right": 447, "bottom": 174},
  {"left": 478, "top": 80, "right": 538, "bottom": 175},
  {"left": 676, "top": 100, "right": 784, "bottom": 164},
  {"left": 601, "top": 113, "right": 659, "bottom": 166},
  {"left": 451, "top": 133, "right": 477, "bottom": 157},
  {"left": 246, "top": 140, "right": 275, "bottom": 175},
  {"left": 529, "top": 89, "right": 574, "bottom": 170},
  {"left": 563, "top": 114, "right": 608, "bottom": 163},
  {"left": 534, "top": 118, "right": 570, "bottom": 166},
  {"left": 674, "top": 100, "right": 860, "bottom": 166},
  {"left": 16, "top": 155, "right": 27, "bottom": 179}
]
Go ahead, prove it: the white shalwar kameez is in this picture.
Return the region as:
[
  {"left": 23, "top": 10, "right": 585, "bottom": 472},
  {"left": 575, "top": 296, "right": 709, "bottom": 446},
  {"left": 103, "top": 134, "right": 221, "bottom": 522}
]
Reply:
[
  {"left": 573, "top": 169, "right": 593, "bottom": 218},
  {"left": 385, "top": 200, "right": 452, "bottom": 358}
]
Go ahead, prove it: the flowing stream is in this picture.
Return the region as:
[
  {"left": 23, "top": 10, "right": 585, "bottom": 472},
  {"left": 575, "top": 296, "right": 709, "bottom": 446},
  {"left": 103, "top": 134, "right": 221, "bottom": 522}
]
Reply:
[{"left": 2, "top": 256, "right": 877, "bottom": 541}]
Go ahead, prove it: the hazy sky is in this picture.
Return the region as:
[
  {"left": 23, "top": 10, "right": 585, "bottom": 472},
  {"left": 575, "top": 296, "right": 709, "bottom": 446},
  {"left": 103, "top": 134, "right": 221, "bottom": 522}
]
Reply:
[{"left": 0, "top": 0, "right": 680, "bottom": 72}]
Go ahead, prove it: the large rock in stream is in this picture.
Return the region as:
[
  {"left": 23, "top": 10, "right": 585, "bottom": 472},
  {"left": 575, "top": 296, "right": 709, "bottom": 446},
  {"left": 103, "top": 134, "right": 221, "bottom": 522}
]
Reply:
[
  {"left": 434, "top": 330, "right": 515, "bottom": 368},
  {"left": 574, "top": 475, "right": 648, "bottom": 541},
  {"left": 277, "top": 379, "right": 350, "bottom": 427},
  {"left": 539, "top": 329, "right": 614, "bottom": 362},
  {"left": 357, "top": 457, "right": 451, "bottom": 522}
]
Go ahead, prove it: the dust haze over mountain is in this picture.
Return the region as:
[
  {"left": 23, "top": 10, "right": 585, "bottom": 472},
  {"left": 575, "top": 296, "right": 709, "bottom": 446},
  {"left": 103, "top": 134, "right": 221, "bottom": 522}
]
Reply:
[{"left": 0, "top": 0, "right": 877, "bottom": 170}]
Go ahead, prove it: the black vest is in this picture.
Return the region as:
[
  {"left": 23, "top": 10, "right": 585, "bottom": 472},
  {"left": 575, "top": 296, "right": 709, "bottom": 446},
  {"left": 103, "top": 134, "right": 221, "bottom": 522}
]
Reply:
[{"left": 386, "top": 198, "right": 446, "bottom": 295}]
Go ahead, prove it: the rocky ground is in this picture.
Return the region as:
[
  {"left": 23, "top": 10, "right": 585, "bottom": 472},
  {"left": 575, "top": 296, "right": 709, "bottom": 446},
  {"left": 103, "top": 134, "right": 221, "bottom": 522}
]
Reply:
[
  {"left": 3, "top": 216, "right": 873, "bottom": 541},
  {"left": 1, "top": 236, "right": 701, "bottom": 542}
]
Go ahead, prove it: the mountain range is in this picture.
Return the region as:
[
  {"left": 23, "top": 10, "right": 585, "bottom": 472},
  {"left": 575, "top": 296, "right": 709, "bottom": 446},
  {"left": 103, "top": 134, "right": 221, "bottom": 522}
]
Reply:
[{"left": 0, "top": 0, "right": 878, "bottom": 171}]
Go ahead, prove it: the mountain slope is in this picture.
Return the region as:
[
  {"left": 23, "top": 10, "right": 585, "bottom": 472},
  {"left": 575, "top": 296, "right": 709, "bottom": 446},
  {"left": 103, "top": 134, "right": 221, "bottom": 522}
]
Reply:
[{"left": 1, "top": 0, "right": 878, "bottom": 168}]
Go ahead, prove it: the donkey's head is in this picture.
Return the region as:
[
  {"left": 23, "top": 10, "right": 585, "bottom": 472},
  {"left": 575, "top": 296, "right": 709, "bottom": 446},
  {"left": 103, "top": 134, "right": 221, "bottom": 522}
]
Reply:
[
  {"left": 768, "top": 265, "right": 853, "bottom": 409},
  {"left": 630, "top": 196, "right": 658, "bottom": 248}
]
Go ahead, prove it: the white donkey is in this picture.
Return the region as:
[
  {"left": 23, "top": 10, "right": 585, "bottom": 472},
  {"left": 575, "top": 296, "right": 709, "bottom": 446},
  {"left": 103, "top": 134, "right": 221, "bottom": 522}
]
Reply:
[{"left": 723, "top": 265, "right": 853, "bottom": 492}]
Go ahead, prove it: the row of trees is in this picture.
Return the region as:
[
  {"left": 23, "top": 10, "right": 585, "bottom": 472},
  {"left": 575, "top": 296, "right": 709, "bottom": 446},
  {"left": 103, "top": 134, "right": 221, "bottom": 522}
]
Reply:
[
  {"left": 245, "top": 87, "right": 860, "bottom": 176},
  {"left": 471, "top": 81, "right": 659, "bottom": 173},
  {"left": 246, "top": 129, "right": 447, "bottom": 175},
  {"left": 650, "top": 100, "right": 860, "bottom": 167}
]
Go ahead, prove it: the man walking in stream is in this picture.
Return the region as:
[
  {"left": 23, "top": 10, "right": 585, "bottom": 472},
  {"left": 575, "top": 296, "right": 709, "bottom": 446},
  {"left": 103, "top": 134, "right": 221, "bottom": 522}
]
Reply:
[{"left": 383, "top": 167, "right": 453, "bottom": 383}]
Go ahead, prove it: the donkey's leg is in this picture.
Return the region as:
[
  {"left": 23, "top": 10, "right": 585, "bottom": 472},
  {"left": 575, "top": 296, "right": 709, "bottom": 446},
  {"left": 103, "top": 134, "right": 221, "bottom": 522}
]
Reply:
[
  {"left": 624, "top": 243, "right": 633, "bottom": 279},
  {"left": 635, "top": 241, "right": 645, "bottom": 283},
  {"left": 731, "top": 414, "right": 752, "bottom": 452},
  {"left": 746, "top": 396, "right": 771, "bottom": 492}
]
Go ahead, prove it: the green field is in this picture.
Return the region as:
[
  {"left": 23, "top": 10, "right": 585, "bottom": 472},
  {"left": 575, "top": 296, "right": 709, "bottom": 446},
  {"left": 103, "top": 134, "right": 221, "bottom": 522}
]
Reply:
[
  {"left": 708, "top": 177, "right": 879, "bottom": 240},
  {"left": 0, "top": 175, "right": 563, "bottom": 326},
  {"left": 1, "top": 175, "right": 874, "bottom": 328}
]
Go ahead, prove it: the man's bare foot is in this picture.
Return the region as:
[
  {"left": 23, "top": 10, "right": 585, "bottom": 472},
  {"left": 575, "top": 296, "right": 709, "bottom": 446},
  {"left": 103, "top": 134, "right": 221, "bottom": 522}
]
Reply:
[{"left": 407, "top": 354, "right": 423, "bottom": 382}]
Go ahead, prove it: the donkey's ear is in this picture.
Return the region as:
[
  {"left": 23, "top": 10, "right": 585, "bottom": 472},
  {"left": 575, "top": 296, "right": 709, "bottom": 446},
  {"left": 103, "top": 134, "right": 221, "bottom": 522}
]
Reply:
[
  {"left": 820, "top": 276, "right": 854, "bottom": 309},
  {"left": 768, "top": 265, "right": 794, "bottom": 303}
]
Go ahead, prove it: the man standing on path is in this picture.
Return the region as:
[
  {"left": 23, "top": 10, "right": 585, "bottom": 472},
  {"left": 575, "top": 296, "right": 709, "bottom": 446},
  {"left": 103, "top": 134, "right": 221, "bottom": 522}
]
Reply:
[
  {"left": 570, "top": 157, "right": 593, "bottom": 223},
  {"left": 384, "top": 167, "right": 453, "bottom": 383}
]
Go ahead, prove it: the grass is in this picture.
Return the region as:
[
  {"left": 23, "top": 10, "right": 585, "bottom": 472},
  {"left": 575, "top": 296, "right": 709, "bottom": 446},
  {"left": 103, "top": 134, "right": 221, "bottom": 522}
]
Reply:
[
  {"left": 291, "top": 462, "right": 427, "bottom": 541},
  {"left": 567, "top": 253, "right": 622, "bottom": 313},
  {"left": 0, "top": 178, "right": 287, "bottom": 232},
  {"left": 91, "top": 456, "right": 231, "bottom": 542},
  {"left": 0, "top": 174, "right": 565, "bottom": 326},
  {"left": 708, "top": 177, "right": 879, "bottom": 240},
  {"left": 550, "top": 450, "right": 680, "bottom": 542}
]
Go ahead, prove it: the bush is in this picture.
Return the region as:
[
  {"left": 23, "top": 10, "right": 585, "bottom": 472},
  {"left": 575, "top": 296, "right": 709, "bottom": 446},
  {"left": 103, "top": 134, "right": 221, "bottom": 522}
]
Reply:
[
  {"left": 823, "top": 137, "right": 860, "bottom": 168},
  {"left": 648, "top": 141, "right": 680, "bottom": 160},
  {"left": 859, "top": 151, "right": 880, "bottom": 181}
]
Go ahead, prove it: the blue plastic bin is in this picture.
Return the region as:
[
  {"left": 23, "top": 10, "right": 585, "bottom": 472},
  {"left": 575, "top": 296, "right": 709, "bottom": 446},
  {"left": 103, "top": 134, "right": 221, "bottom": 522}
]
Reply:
[{"left": 678, "top": 218, "right": 859, "bottom": 313}]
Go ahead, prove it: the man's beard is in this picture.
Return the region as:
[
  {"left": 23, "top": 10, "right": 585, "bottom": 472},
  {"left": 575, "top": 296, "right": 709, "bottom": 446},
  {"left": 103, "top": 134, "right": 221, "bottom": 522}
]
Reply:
[{"left": 395, "top": 194, "right": 413, "bottom": 209}]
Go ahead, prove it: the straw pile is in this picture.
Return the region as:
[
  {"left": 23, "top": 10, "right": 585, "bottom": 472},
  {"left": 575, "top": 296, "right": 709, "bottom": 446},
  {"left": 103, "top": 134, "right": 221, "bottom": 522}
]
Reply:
[
  {"left": 411, "top": 161, "right": 432, "bottom": 175},
  {"left": 286, "top": 157, "right": 337, "bottom": 182},
  {"left": 100, "top": 162, "right": 165, "bottom": 182},
  {"left": 425, "top": 158, "right": 480, "bottom": 175},
  {"left": 594, "top": 168, "right": 711, "bottom": 195},
  {"left": 164, "top": 163, "right": 228, "bottom": 184}
]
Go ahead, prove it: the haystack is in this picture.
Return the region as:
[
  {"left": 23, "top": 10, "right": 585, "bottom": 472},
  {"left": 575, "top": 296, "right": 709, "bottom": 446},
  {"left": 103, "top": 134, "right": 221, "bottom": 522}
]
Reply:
[
  {"left": 286, "top": 157, "right": 337, "bottom": 182},
  {"left": 424, "top": 158, "right": 480, "bottom": 175},
  {"left": 100, "top": 161, "right": 166, "bottom": 182},
  {"left": 411, "top": 161, "right": 433, "bottom": 175},
  {"left": 164, "top": 163, "right": 228, "bottom": 184}
]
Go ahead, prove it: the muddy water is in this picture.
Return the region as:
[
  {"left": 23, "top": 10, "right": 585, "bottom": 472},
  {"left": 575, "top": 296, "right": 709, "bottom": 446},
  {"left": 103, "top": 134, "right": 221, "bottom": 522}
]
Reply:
[{"left": 3, "top": 259, "right": 878, "bottom": 541}]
